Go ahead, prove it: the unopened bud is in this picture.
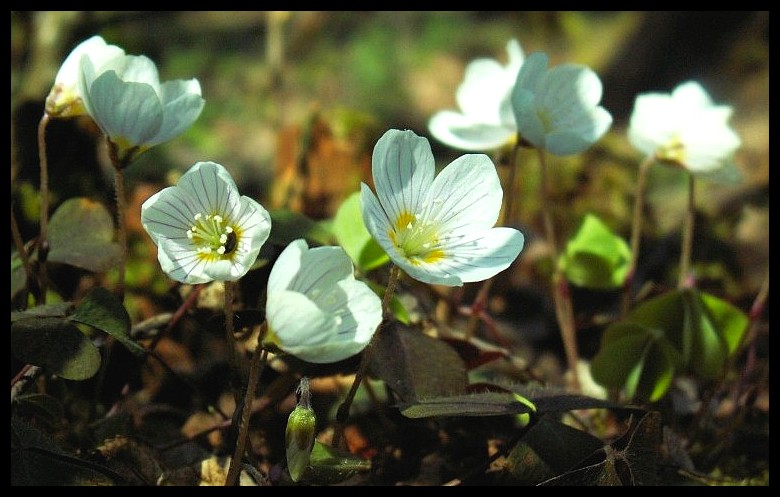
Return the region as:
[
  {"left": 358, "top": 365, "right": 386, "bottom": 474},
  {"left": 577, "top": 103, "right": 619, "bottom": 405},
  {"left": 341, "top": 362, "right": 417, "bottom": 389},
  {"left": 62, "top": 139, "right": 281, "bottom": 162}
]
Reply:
[{"left": 285, "top": 377, "right": 316, "bottom": 482}]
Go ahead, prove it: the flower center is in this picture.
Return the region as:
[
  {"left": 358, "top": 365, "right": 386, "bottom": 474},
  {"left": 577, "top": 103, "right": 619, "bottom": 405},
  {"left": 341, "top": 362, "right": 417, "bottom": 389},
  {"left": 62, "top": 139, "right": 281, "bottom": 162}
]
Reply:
[
  {"left": 658, "top": 134, "right": 687, "bottom": 166},
  {"left": 388, "top": 210, "right": 445, "bottom": 265},
  {"left": 186, "top": 212, "right": 238, "bottom": 261}
]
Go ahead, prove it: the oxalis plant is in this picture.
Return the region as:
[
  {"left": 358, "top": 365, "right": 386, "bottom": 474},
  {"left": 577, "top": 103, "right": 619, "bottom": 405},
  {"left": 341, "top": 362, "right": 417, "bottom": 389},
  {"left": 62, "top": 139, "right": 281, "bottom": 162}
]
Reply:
[{"left": 11, "top": 22, "right": 766, "bottom": 487}]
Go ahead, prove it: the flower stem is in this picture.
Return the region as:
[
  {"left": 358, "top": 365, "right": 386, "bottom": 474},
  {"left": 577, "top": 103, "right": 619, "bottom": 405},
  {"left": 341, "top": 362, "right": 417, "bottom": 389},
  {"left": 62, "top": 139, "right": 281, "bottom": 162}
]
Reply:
[
  {"left": 678, "top": 170, "right": 695, "bottom": 289},
  {"left": 332, "top": 264, "right": 401, "bottom": 449},
  {"left": 225, "top": 338, "right": 268, "bottom": 486},
  {"left": 37, "top": 113, "right": 51, "bottom": 304},
  {"left": 465, "top": 141, "right": 522, "bottom": 339},
  {"left": 537, "top": 148, "right": 580, "bottom": 391},
  {"left": 224, "top": 280, "right": 239, "bottom": 391},
  {"left": 620, "top": 154, "right": 655, "bottom": 317},
  {"left": 113, "top": 167, "right": 128, "bottom": 302}
]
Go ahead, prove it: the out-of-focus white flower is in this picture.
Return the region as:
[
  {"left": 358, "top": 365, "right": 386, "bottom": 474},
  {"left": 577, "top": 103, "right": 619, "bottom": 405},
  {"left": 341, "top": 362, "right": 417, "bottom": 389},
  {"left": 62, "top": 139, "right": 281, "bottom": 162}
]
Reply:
[
  {"left": 511, "top": 52, "right": 612, "bottom": 156},
  {"left": 45, "top": 35, "right": 126, "bottom": 118},
  {"left": 360, "top": 129, "right": 525, "bottom": 286},
  {"left": 140, "top": 161, "right": 271, "bottom": 284},
  {"left": 264, "top": 239, "right": 382, "bottom": 364},
  {"left": 79, "top": 53, "right": 205, "bottom": 165},
  {"left": 628, "top": 80, "right": 741, "bottom": 175},
  {"left": 428, "top": 39, "right": 525, "bottom": 151}
]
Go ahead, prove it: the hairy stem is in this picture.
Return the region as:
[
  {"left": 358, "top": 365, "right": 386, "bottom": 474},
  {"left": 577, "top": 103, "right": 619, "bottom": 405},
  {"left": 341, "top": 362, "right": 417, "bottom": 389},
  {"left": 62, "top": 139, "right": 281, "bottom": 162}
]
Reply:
[
  {"left": 620, "top": 154, "right": 655, "bottom": 316},
  {"left": 332, "top": 264, "right": 401, "bottom": 449},
  {"left": 678, "top": 170, "right": 695, "bottom": 288},
  {"left": 37, "top": 113, "right": 51, "bottom": 303},
  {"left": 538, "top": 148, "right": 580, "bottom": 391},
  {"left": 225, "top": 340, "right": 268, "bottom": 486}
]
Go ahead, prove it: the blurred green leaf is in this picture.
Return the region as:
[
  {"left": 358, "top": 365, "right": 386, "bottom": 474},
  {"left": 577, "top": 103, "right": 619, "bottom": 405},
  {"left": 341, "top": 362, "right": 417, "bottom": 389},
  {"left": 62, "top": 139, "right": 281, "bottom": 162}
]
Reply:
[
  {"left": 332, "top": 191, "right": 389, "bottom": 271},
  {"left": 366, "top": 280, "right": 409, "bottom": 325},
  {"left": 399, "top": 392, "right": 533, "bottom": 418},
  {"left": 11, "top": 317, "right": 101, "bottom": 381},
  {"left": 11, "top": 302, "right": 73, "bottom": 322},
  {"left": 46, "top": 197, "right": 121, "bottom": 272},
  {"left": 70, "top": 287, "right": 145, "bottom": 357},
  {"left": 303, "top": 441, "right": 371, "bottom": 485},
  {"left": 12, "top": 415, "right": 120, "bottom": 485},
  {"left": 560, "top": 213, "right": 631, "bottom": 290},
  {"left": 591, "top": 323, "right": 676, "bottom": 402},
  {"left": 699, "top": 291, "right": 749, "bottom": 356},
  {"left": 268, "top": 209, "right": 333, "bottom": 247},
  {"left": 369, "top": 322, "right": 467, "bottom": 403}
]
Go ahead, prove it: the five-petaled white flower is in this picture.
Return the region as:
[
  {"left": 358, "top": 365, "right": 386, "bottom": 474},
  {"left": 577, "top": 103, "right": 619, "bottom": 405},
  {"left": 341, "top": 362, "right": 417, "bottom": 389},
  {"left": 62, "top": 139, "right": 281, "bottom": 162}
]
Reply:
[
  {"left": 428, "top": 39, "right": 525, "bottom": 151},
  {"left": 45, "top": 35, "right": 126, "bottom": 118},
  {"left": 264, "top": 239, "right": 382, "bottom": 364},
  {"left": 628, "top": 80, "right": 741, "bottom": 174},
  {"left": 360, "top": 129, "right": 525, "bottom": 286},
  {"left": 141, "top": 161, "right": 271, "bottom": 284},
  {"left": 511, "top": 52, "right": 612, "bottom": 156},
  {"left": 79, "top": 52, "right": 205, "bottom": 165}
]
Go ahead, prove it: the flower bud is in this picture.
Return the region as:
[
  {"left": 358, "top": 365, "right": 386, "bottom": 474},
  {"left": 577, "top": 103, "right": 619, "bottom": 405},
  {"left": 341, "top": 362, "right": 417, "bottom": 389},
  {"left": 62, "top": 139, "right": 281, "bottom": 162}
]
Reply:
[{"left": 285, "top": 377, "right": 316, "bottom": 482}]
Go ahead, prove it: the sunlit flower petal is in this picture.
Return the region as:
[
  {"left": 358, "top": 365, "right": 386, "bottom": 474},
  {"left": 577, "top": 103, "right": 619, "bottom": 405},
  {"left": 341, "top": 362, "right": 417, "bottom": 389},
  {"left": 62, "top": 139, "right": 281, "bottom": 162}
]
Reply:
[
  {"left": 79, "top": 52, "right": 205, "bottom": 165},
  {"left": 628, "top": 80, "right": 741, "bottom": 175},
  {"left": 45, "top": 35, "right": 125, "bottom": 118},
  {"left": 265, "top": 239, "right": 382, "bottom": 364},
  {"left": 428, "top": 39, "right": 525, "bottom": 151},
  {"left": 361, "top": 129, "right": 525, "bottom": 286},
  {"left": 141, "top": 161, "right": 271, "bottom": 284},
  {"left": 511, "top": 52, "right": 612, "bottom": 156}
]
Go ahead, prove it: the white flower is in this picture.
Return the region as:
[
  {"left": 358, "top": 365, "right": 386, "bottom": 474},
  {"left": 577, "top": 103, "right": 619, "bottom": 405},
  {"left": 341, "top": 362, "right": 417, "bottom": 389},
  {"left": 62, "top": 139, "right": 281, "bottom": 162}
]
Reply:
[
  {"left": 140, "top": 161, "right": 271, "bottom": 284},
  {"left": 511, "top": 52, "right": 612, "bottom": 156},
  {"left": 79, "top": 53, "right": 205, "bottom": 165},
  {"left": 360, "top": 129, "right": 525, "bottom": 286},
  {"left": 628, "top": 80, "right": 741, "bottom": 174},
  {"left": 428, "top": 39, "right": 525, "bottom": 151},
  {"left": 45, "top": 35, "right": 126, "bottom": 118},
  {"left": 264, "top": 239, "right": 382, "bottom": 364}
]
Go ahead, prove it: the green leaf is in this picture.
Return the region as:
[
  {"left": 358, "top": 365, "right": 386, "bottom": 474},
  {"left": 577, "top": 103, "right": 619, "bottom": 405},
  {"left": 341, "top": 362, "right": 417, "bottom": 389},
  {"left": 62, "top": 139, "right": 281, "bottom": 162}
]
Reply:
[
  {"left": 11, "top": 317, "right": 101, "bottom": 380},
  {"left": 624, "top": 289, "right": 690, "bottom": 364},
  {"left": 560, "top": 213, "right": 631, "bottom": 290},
  {"left": 684, "top": 289, "right": 727, "bottom": 378},
  {"left": 369, "top": 322, "right": 467, "bottom": 403},
  {"left": 268, "top": 209, "right": 333, "bottom": 246},
  {"left": 591, "top": 323, "right": 676, "bottom": 402},
  {"left": 46, "top": 197, "right": 121, "bottom": 272},
  {"left": 303, "top": 441, "right": 371, "bottom": 485},
  {"left": 70, "top": 287, "right": 145, "bottom": 357},
  {"left": 699, "top": 291, "right": 749, "bottom": 356},
  {"left": 506, "top": 415, "right": 607, "bottom": 483},
  {"left": 12, "top": 415, "right": 120, "bottom": 485},
  {"left": 11, "top": 302, "right": 73, "bottom": 322},
  {"left": 332, "top": 191, "right": 390, "bottom": 271},
  {"left": 399, "top": 392, "right": 534, "bottom": 418}
]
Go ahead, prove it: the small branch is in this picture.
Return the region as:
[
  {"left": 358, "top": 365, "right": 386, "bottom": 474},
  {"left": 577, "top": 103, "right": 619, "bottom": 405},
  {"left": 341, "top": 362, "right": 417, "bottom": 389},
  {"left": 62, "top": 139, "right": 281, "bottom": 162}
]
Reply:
[{"left": 332, "top": 264, "right": 401, "bottom": 449}]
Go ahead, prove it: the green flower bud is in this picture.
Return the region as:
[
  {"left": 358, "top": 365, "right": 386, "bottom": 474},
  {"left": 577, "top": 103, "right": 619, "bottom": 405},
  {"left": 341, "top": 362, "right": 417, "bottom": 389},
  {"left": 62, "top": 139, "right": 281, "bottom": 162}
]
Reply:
[{"left": 285, "top": 377, "right": 316, "bottom": 482}]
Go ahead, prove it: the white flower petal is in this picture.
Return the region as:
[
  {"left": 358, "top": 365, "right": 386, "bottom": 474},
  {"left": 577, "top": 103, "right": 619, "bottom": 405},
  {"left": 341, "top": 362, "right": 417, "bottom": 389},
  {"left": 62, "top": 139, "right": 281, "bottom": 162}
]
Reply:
[
  {"left": 428, "top": 111, "right": 515, "bottom": 151},
  {"left": 337, "top": 279, "right": 382, "bottom": 343},
  {"left": 149, "top": 79, "right": 205, "bottom": 146},
  {"left": 512, "top": 88, "right": 546, "bottom": 149},
  {"left": 176, "top": 161, "right": 238, "bottom": 216},
  {"left": 435, "top": 227, "right": 525, "bottom": 283},
  {"left": 268, "top": 290, "right": 340, "bottom": 357},
  {"left": 117, "top": 55, "right": 162, "bottom": 94},
  {"left": 141, "top": 185, "right": 200, "bottom": 244},
  {"left": 372, "top": 129, "right": 434, "bottom": 224},
  {"left": 155, "top": 237, "right": 213, "bottom": 284},
  {"left": 426, "top": 153, "right": 502, "bottom": 231},
  {"left": 87, "top": 70, "right": 163, "bottom": 145},
  {"left": 268, "top": 239, "right": 307, "bottom": 294},
  {"left": 546, "top": 106, "right": 613, "bottom": 156},
  {"left": 292, "top": 245, "right": 354, "bottom": 297},
  {"left": 457, "top": 59, "right": 510, "bottom": 124}
]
